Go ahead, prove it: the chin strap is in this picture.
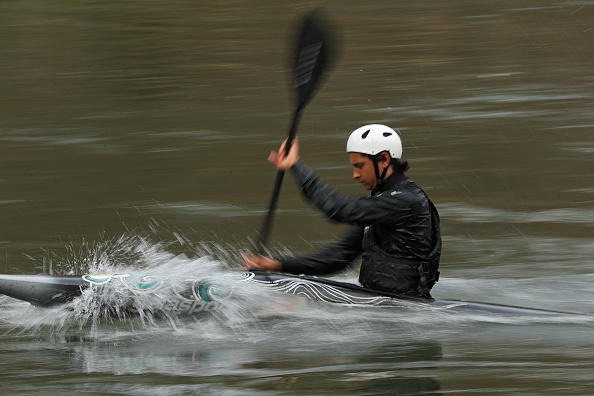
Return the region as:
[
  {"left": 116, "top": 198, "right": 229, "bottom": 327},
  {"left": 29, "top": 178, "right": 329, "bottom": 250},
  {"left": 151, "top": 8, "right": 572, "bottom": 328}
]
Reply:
[{"left": 371, "top": 156, "right": 390, "bottom": 195}]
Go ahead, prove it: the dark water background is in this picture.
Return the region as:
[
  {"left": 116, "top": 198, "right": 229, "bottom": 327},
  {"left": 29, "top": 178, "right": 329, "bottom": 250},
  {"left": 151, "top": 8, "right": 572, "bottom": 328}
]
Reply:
[{"left": 1, "top": 1, "right": 594, "bottom": 395}]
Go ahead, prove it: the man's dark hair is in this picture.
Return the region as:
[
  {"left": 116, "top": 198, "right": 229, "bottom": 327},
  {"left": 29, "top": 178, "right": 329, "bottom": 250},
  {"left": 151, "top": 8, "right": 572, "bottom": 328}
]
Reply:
[{"left": 390, "top": 158, "right": 410, "bottom": 173}]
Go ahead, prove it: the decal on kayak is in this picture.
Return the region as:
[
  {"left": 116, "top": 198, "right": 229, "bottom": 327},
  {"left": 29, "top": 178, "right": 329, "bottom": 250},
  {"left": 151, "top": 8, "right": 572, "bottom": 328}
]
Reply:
[
  {"left": 233, "top": 272, "right": 255, "bottom": 281},
  {"left": 251, "top": 277, "right": 403, "bottom": 306},
  {"left": 160, "top": 297, "right": 220, "bottom": 315},
  {"left": 193, "top": 280, "right": 227, "bottom": 303},
  {"left": 82, "top": 274, "right": 112, "bottom": 284}
]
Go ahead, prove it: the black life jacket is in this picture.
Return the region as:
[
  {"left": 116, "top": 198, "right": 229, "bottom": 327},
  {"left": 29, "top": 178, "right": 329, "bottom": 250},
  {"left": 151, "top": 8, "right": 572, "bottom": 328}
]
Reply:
[{"left": 359, "top": 188, "right": 441, "bottom": 299}]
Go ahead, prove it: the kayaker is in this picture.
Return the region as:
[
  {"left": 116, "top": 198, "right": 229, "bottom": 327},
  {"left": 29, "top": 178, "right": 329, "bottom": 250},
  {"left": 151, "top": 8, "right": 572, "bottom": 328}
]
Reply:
[{"left": 243, "top": 124, "right": 441, "bottom": 299}]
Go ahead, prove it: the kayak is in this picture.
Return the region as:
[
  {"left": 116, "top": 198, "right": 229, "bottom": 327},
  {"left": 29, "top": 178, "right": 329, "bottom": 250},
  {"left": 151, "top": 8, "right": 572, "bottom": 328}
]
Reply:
[{"left": 0, "top": 271, "right": 582, "bottom": 317}]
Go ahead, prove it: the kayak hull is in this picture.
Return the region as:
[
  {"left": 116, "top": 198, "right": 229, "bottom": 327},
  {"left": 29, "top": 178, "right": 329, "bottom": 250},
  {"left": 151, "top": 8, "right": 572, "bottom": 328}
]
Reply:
[{"left": 0, "top": 272, "right": 580, "bottom": 316}]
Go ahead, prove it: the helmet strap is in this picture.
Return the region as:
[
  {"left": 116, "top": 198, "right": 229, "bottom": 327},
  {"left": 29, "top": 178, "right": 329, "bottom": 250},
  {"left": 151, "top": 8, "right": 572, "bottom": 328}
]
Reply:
[{"left": 372, "top": 154, "right": 390, "bottom": 194}]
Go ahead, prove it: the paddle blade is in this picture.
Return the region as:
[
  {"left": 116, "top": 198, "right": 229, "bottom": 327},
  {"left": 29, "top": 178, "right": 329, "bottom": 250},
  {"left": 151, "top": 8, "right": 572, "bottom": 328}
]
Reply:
[{"left": 292, "top": 9, "right": 336, "bottom": 111}]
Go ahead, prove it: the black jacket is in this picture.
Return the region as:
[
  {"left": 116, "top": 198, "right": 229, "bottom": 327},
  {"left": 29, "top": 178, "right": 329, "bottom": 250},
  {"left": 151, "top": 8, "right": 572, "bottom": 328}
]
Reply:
[{"left": 278, "top": 159, "right": 441, "bottom": 297}]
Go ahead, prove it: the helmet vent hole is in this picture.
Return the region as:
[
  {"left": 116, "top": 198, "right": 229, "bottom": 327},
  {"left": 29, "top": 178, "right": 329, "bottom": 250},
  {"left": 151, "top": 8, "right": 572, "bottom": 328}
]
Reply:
[
  {"left": 383, "top": 132, "right": 392, "bottom": 137},
  {"left": 361, "top": 130, "right": 370, "bottom": 139}
]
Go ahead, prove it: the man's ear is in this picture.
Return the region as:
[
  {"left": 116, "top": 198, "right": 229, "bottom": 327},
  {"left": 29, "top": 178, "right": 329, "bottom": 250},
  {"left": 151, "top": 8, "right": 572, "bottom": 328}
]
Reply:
[{"left": 379, "top": 152, "right": 391, "bottom": 168}]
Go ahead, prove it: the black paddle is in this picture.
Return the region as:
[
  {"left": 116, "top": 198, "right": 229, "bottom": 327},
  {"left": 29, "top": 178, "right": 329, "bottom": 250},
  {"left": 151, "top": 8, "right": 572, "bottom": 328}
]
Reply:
[{"left": 256, "top": 10, "right": 335, "bottom": 253}]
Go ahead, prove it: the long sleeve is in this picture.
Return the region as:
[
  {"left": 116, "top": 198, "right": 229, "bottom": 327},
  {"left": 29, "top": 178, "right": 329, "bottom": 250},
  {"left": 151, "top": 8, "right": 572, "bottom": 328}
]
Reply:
[
  {"left": 278, "top": 225, "right": 364, "bottom": 275},
  {"left": 290, "top": 160, "right": 420, "bottom": 226}
]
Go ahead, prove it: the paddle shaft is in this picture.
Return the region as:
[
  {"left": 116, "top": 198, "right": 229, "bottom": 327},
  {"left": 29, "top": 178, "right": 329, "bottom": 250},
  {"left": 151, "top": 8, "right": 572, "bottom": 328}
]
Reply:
[{"left": 256, "top": 106, "right": 302, "bottom": 253}]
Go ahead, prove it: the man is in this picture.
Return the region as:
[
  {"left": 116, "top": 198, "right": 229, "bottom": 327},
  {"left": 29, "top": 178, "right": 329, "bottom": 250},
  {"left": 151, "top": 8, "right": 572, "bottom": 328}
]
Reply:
[{"left": 243, "top": 124, "right": 441, "bottom": 299}]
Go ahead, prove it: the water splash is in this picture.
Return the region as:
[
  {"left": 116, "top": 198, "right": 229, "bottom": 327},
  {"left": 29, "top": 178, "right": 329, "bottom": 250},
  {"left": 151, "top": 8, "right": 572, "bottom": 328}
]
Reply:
[
  {"left": 0, "top": 232, "right": 368, "bottom": 339},
  {"left": 4, "top": 233, "right": 253, "bottom": 335}
]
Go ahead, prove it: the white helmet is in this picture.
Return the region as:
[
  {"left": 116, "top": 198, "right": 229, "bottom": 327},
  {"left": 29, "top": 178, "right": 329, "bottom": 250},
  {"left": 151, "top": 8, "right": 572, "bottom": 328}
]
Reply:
[{"left": 346, "top": 124, "right": 402, "bottom": 159}]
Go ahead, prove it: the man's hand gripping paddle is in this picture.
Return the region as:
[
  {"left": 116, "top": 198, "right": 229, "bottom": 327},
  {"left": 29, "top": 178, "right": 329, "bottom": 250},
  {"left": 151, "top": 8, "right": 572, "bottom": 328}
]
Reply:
[{"left": 256, "top": 10, "right": 336, "bottom": 253}]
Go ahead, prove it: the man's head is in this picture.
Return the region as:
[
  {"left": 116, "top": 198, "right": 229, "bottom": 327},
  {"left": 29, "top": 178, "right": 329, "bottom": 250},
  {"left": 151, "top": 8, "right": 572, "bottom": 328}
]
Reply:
[{"left": 346, "top": 124, "right": 406, "bottom": 191}]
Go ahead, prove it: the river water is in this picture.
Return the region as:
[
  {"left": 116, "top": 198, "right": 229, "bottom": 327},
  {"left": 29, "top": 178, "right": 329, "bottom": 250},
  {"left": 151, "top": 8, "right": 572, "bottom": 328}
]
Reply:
[{"left": 1, "top": 1, "right": 594, "bottom": 394}]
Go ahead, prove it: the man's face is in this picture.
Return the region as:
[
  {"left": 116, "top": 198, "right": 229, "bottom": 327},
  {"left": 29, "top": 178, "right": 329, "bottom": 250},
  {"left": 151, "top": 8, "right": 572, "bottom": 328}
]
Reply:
[{"left": 349, "top": 152, "right": 376, "bottom": 191}]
